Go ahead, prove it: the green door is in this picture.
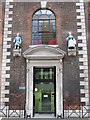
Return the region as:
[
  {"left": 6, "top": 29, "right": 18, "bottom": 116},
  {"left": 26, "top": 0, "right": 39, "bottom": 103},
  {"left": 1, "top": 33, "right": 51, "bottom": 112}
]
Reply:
[{"left": 33, "top": 67, "right": 56, "bottom": 114}]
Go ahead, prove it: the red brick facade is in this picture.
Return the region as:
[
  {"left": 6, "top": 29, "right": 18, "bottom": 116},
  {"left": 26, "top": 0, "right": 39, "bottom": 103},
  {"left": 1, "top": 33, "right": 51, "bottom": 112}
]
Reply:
[
  {"left": 0, "top": 1, "right": 90, "bottom": 112},
  {"left": 8, "top": 2, "right": 80, "bottom": 108}
]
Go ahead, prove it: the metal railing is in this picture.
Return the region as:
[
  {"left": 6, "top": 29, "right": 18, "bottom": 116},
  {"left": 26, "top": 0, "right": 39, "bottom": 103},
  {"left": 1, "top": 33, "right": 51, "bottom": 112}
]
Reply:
[
  {"left": 63, "top": 104, "right": 90, "bottom": 118},
  {"left": 0, "top": 102, "right": 90, "bottom": 118},
  {"left": 0, "top": 102, "right": 26, "bottom": 118}
]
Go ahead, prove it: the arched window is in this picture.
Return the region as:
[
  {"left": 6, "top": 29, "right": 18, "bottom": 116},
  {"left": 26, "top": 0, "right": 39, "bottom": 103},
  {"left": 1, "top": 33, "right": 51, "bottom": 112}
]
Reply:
[{"left": 32, "top": 9, "right": 56, "bottom": 45}]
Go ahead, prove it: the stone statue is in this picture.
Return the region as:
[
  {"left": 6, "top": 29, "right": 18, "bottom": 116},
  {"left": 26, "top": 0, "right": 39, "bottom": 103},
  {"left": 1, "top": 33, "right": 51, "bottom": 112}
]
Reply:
[
  {"left": 13, "top": 33, "right": 22, "bottom": 49},
  {"left": 66, "top": 32, "right": 76, "bottom": 49}
]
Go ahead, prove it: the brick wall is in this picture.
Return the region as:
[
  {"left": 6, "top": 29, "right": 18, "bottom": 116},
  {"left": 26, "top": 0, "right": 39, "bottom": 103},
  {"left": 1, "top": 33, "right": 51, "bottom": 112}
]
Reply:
[{"left": 7, "top": 2, "right": 81, "bottom": 107}]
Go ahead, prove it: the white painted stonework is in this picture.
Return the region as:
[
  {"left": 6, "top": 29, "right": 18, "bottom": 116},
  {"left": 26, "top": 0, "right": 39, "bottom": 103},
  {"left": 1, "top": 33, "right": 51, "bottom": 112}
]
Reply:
[
  {"left": 76, "top": 1, "right": 89, "bottom": 106},
  {"left": 1, "top": 0, "right": 13, "bottom": 105},
  {"left": 23, "top": 46, "right": 65, "bottom": 118}
]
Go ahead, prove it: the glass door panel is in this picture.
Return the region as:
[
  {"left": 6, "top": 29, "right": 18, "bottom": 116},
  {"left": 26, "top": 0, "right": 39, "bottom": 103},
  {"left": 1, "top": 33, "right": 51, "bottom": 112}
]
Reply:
[
  {"left": 42, "top": 91, "right": 51, "bottom": 112},
  {"left": 34, "top": 83, "right": 54, "bottom": 113}
]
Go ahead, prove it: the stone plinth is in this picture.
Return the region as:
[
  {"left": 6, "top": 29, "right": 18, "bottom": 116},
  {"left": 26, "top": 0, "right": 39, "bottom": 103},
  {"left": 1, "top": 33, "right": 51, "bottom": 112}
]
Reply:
[
  {"left": 13, "top": 48, "right": 21, "bottom": 56},
  {"left": 68, "top": 48, "right": 76, "bottom": 56}
]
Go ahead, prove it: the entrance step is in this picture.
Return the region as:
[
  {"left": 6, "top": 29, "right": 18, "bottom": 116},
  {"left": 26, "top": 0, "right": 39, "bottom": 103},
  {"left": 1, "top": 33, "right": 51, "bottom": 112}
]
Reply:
[
  {"left": 34, "top": 113, "right": 55, "bottom": 118},
  {"left": 1, "top": 118, "right": 89, "bottom": 120},
  {"left": 2, "top": 118, "right": 62, "bottom": 120}
]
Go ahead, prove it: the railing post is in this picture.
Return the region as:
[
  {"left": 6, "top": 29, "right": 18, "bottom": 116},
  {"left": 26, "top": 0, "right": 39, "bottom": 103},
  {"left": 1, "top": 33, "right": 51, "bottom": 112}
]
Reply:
[
  {"left": 68, "top": 102, "right": 70, "bottom": 118},
  {"left": 82, "top": 105, "right": 83, "bottom": 118},
  {"left": 79, "top": 104, "right": 81, "bottom": 118},
  {"left": 63, "top": 100, "right": 64, "bottom": 119},
  {"left": 24, "top": 101, "right": 26, "bottom": 118},
  {"left": 6, "top": 105, "right": 9, "bottom": 118}
]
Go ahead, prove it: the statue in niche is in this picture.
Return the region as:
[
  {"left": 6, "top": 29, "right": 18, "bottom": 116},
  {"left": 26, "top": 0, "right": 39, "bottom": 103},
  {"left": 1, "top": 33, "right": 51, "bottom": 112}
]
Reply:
[
  {"left": 66, "top": 32, "right": 76, "bottom": 49},
  {"left": 13, "top": 33, "right": 22, "bottom": 49}
]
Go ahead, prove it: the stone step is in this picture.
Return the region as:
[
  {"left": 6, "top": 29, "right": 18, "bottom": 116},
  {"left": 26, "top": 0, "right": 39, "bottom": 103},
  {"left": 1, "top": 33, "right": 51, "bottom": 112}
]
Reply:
[{"left": 1, "top": 118, "right": 89, "bottom": 120}]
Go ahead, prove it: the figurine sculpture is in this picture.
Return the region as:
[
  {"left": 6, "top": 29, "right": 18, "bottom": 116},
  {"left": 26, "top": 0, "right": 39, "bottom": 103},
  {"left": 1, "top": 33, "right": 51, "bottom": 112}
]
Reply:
[
  {"left": 66, "top": 32, "right": 76, "bottom": 49},
  {"left": 13, "top": 33, "right": 22, "bottom": 49}
]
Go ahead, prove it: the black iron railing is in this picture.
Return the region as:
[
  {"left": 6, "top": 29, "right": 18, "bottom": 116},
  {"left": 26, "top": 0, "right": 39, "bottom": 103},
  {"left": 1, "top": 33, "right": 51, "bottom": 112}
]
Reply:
[
  {"left": 0, "top": 102, "right": 90, "bottom": 118},
  {"left": 0, "top": 102, "right": 26, "bottom": 118},
  {"left": 63, "top": 104, "right": 90, "bottom": 118}
]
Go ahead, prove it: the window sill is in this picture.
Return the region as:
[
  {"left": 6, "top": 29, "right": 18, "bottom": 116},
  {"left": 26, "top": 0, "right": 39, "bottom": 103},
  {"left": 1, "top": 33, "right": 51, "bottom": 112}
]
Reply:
[{"left": 29, "top": 44, "right": 59, "bottom": 48}]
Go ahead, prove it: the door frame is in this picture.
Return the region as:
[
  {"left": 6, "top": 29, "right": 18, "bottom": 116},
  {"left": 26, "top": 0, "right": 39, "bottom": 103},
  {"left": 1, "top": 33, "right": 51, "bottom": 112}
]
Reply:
[
  {"left": 25, "top": 59, "right": 63, "bottom": 118},
  {"left": 33, "top": 66, "right": 56, "bottom": 116}
]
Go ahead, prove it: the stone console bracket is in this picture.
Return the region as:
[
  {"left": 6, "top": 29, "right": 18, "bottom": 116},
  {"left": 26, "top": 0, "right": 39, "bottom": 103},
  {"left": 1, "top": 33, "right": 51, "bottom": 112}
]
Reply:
[
  {"left": 68, "top": 47, "right": 76, "bottom": 56},
  {"left": 13, "top": 48, "right": 21, "bottom": 56}
]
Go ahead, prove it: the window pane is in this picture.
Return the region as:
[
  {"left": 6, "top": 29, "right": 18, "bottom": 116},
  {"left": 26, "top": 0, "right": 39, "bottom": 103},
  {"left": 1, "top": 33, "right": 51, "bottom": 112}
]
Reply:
[
  {"left": 32, "top": 27, "right": 38, "bottom": 32},
  {"left": 46, "top": 10, "right": 52, "bottom": 15},
  {"left": 32, "top": 33, "right": 42, "bottom": 45},
  {"left": 33, "top": 14, "right": 38, "bottom": 19},
  {"left": 50, "top": 20, "right": 55, "bottom": 26},
  {"left": 39, "top": 15, "right": 49, "bottom": 19},
  {"left": 43, "top": 21, "right": 49, "bottom": 31},
  {"left": 32, "top": 32, "right": 56, "bottom": 45},
  {"left": 41, "top": 10, "right": 47, "bottom": 14},
  {"left": 35, "top": 68, "right": 54, "bottom": 80},
  {"left": 50, "top": 14, "right": 55, "bottom": 19},
  {"left": 39, "top": 21, "right": 43, "bottom": 31},
  {"left": 35, "top": 10, "right": 41, "bottom": 15},
  {"left": 39, "top": 20, "right": 49, "bottom": 32},
  {"left": 50, "top": 20, "right": 56, "bottom": 32}
]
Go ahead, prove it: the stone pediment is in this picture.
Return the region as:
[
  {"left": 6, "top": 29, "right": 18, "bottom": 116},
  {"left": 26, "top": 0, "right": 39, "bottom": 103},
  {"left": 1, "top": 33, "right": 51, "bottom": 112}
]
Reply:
[{"left": 22, "top": 45, "right": 66, "bottom": 60}]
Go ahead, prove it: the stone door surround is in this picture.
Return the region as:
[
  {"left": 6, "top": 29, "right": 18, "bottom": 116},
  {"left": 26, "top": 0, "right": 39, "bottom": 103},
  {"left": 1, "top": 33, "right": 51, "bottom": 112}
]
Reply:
[{"left": 23, "top": 45, "right": 65, "bottom": 118}]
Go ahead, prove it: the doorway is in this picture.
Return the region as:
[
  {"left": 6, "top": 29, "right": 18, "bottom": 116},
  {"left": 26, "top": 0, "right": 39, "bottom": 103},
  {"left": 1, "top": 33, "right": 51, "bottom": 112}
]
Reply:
[
  {"left": 23, "top": 46, "right": 65, "bottom": 118},
  {"left": 33, "top": 67, "right": 56, "bottom": 116}
]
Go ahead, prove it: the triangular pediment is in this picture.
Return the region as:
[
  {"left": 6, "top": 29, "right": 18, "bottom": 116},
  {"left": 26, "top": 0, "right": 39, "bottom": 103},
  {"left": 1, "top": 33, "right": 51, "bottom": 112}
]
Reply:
[{"left": 23, "top": 45, "right": 66, "bottom": 60}]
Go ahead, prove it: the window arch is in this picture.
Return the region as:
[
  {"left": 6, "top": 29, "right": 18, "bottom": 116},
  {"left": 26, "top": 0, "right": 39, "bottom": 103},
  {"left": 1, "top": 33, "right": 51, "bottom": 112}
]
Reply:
[{"left": 32, "top": 9, "right": 56, "bottom": 45}]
